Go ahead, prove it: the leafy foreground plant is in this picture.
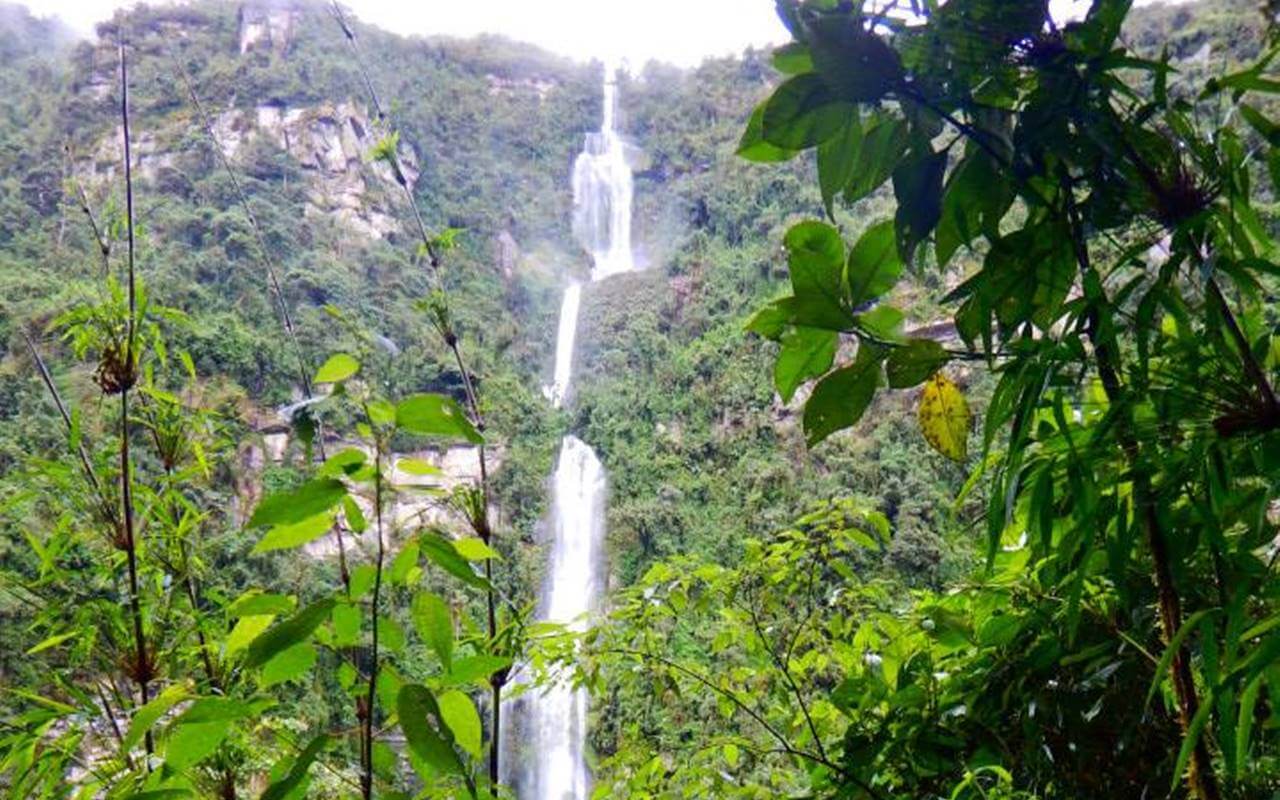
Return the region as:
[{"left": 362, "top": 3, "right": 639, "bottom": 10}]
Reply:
[
  {"left": 1, "top": 23, "right": 523, "bottom": 800},
  {"left": 596, "top": 1, "right": 1280, "bottom": 798}
]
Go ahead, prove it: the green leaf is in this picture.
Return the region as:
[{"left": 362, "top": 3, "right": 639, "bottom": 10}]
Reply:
[
  {"left": 803, "top": 349, "right": 881, "bottom": 446},
  {"left": 808, "top": 16, "right": 903, "bottom": 103},
  {"left": 396, "top": 457, "right": 443, "bottom": 476},
  {"left": 774, "top": 327, "right": 838, "bottom": 404},
  {"left": 26, "top": 630, "right": 79, "bottom": 655},
  {"left": 1145, "top": 609, "right": 1220, "bottom": 708},
  {"left": 817, "top": 118, "right": 861, "bottom": 218},
  {"left": 253, "top": 512, "right": 335, "bottom": 554},
  {"left": 437, "top": 690, "right": 483, "bottom": 759},
  {"left": 761, "top": 73, "right": 854, "bottom": 150},
  {"left": 396, "top": 394, "right": 483, "bottom": 444},
  {"left": 260, "top": 643, "right": 317, "bottom": 688},
  {"left": 378, "top": 616, "right": 406, "bottom": 653},
  {"left": 1171, "top": 693, "right": 1215, "bottom": 794},
  {"left": 246, "top": 599, "right": 336, "bottom": 669},
  {"left": 844, "top": 114, "right": 908, "bottom": 204},
  {"left": 314, "top": 353, "right": 360, "bottom": 384},
  {"left": 412, "top": 591, "right": 454, "bottom": 672},
  {"left": 936, "top": 150, "right": 1014, "bottom": 267},
  {"left": 846, "top": 220, "right": 903, "bottom": 306},
  {"left": 420, "top": 533, "right": 489, "bottom": 590},
  {"left": 248, "top": 479, "right": 347, "bottom": 528},
  {"left": 886, "top": 339, "right": 949, "bottom": 388},
  {"left": 397, "top": 685, "right": 465, "bottom": 777},
  {"left": 785, "top": 221, "right": 854, "bottom": 331},
  {"left": 918, "top": 372, "right": 971, "bottom": 462},
  {"left": 343, "top": 496, "right": 368, "bottom": 534},
  {"left": 318, "top": 448, "right": 366, "bottom": 477},
  {"left": 124, "top": 683, "right": 190, "bottom": 752},
  {"left": 261, "top": 734, "right": 329, "bottom": 800},
  {"left": 453, "top": 538, "right": 500, "bottom": 561},
  {"left": 771, "top": 42, "right": 813, "bottom": 75},
  {"left": 892, "top": 149, "right": 948, "bottom": 262},
  {"left": 854, "top": 305, "right": 905, "bottom": 343},
  {"left": 331, "top": 601, "right": 361, "bottom": 647},
  {"left": 164, "top": 721, "right": 230, "bottom": 769},
  {"left": 227, "top": 591, "right": 296, "bottom": 618},
  {"left": 745, "top": 298, "right": 797, "bottom": 341},
  {"left": 442, "top": 655, "right": 512, "bottom": 688},
  {"left": 737, "top": 103, "right": 800, "bottom": 163}
]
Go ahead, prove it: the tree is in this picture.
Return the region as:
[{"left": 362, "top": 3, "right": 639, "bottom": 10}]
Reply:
[{"left": 599, "top": 1, "right": 1280, "bottom": 798}]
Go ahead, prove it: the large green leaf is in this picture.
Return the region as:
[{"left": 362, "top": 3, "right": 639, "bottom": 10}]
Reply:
[
  {"left": 761, "top": 73, "right": 854, "bottom": 150},
  {"left": 892, "top": 149, "right": 948, "bottom": 263},
  {"left": 314, "top": 353, "right": 360, "bottom": 384},
  {"left": 248, "top": 479, "right": 347, "bottom": 529},
  {"left": 808, "top": 16, "right": 903, "bottom": 103},
  {"left": 396, "top": 394, "right": 483, "bottom": 444},
  {"left": 412, "top": 591, "right": 455, "bottom": 672},
  {"left": 817, "top": 117, "right": 862, "bottom": 217},
  {"left": 935, "top": 149, "right": 1014, "bottom": 267},
  {"left": 784, "top": 221, "right": 854, "bottom": 331},
  {"left": 847, "top": 220, "right": 903, "bottom": 306},
  {"left": 397, "top": 684, "right": 466, "bottom": 777},
  {"left": 775, "top": 327, "right": 838, "bottom": 403},
  {"left": 260, "top": 643, "right": 318, "bottom": 688},
  {"left": 420, "top": 533, "right": 490, "bottom": 590},
  {"left": 246, "top": 599, "right": 336, "bottom": 669},
  {"left": 124, "top": 683, "right": 190, "bottom": 753},
  {"left": 738, "top": 103, "right": 800, "bottom": 163},
  {"left": 844, "top": 114, "right": 908, "bottom": 204},
  {"left": 803, "top": 348, "right": 882, "bottom": 446},
  {"left": 441, "top": 655, "right": 513, "bottom": 688},
  {"left": 261, "top": 734, "right": 329, "bottom": 800},
  {"left": 253, "top": 512, "right": 335, "bottom": 554},
  {"left": 886, "top": 339, "right": 949, "bottom": 388},
  {"left": 437, "top": 690, "right": 483, "bottom": 759}
]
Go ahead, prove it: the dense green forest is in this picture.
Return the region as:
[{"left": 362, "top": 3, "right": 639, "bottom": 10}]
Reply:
[{"left": 0, "top": 0, "right": 1278, "bottom": 798}]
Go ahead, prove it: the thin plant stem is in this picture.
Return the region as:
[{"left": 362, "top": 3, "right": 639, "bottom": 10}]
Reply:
[
  {"left": 118, "top": 36, "right": 153, "bottom": 759},
  {"left": 328, "top": 4, "right": 504, "bottom": 787}
]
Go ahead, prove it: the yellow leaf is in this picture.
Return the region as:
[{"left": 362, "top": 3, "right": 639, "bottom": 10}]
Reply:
[{"left": 919, "top": 372, "right": 970, "bottom": 462}]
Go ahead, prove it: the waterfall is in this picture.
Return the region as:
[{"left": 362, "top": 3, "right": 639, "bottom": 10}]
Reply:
[
  {"left": 515, "top": 66, "right": 636, "bottom": 800},
  {"left": 572, "top": 73, "right": 635, "bottom": 281}
]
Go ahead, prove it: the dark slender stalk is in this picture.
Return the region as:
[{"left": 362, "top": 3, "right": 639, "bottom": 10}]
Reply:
[
  {"left": 743, "top": 584, "right": 827, "bottom": 765},
  {"left": 22, "top": 331, "right": 119, "bottom": 530},
  {"left": 329, "top": 6, "right": 503, "bottom": 787},
  {"left": 361, "top": 437, "right": 386, "bottom": 800},
  {"left": 1062, "top": 181, "right": 1222, "bottom": 800},
  {"left": 118, "top": 38, "right": 153, "bottom": 760}
]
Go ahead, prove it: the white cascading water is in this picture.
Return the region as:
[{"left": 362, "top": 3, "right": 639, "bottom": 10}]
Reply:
[{"left": 517, "top": 66, "right": 636, "bottom": 800}]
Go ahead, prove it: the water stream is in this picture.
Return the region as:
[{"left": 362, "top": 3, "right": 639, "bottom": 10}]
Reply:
[{"left": 518, "top": 67, "right": 636, "bottom": 800}]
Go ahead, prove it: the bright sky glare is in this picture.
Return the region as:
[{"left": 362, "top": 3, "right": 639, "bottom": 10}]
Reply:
[{"left": 13, "top": 0, "right": 1184, "bottom": 67}]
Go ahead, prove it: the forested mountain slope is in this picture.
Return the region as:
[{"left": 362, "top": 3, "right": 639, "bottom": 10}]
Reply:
[{"left": 0, "top": 0, "right": 1274, "bottom": 798}]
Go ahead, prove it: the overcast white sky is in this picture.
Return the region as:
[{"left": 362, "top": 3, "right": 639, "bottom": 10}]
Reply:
[{"left": 12, "top": 0, "right": 1180, "bottom": 67}]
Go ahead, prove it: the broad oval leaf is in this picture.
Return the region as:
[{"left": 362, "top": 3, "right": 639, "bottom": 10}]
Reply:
[
  {"left": 761, "top": 73, "right": 854, "bottom": 150},
  {"left": 248, "top": 478, "right": 347, "bottom": 528},
  {"left": 775, "top": 327, "right": 838, "bottom": 403},
  {"left": 412, "top": 591, "right": 454, "bottom": 672},
  {"left": 253, "top": 512, "right": 335, "bottom": 554},
  {"left": 918, "top": 373, "right": 971, "bottom": 462},
  {"left": 437, "top": 690, "right": 483, "bottom": 759},
  {"left": 246, "top": 598, "right": 336, "bottom": 669},
  {"left": 803, "top": 349, "right": 882, "bottom": 446},
  {"left": 396, "top": 394, "right": 483, "bottom": 444},
  {"left": 886, "top": 339, "right": 949, "bottom": 388},
  {"left": 847, "top": 220, "right": 903, "bottom": 306},
  {"left": 314, "top": 353, "right": 360, "bottom": 384},
  {"left": 397, "top": 684, "right": 465, "bottom": 777}
]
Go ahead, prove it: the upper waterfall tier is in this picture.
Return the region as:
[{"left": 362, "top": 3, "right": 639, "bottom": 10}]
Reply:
[{"left": 571, "top": 74, "right": 638, "bottom": 281}]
